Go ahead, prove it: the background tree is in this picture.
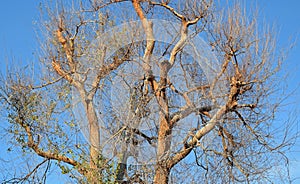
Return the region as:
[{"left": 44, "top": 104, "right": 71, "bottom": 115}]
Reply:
[{"left": 0, "top": 0, "right": 297, "bottom": 183}]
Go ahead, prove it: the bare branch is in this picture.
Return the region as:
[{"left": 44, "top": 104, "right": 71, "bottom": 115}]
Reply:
[{"left": 149, "top": 1, "right": 184, "bottom": 20}]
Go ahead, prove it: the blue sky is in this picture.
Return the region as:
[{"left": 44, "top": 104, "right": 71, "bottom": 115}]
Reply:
[
  {"left": 0, "top": 0, "right": 40, "bottom": 67},
  {"left": 0, "top": 0, "right": 299, "bottom": 183}
]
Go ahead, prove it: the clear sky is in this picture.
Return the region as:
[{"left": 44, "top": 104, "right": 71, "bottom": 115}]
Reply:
[{"left": 0, "top": 0, "right": 299, "bottom": 183}]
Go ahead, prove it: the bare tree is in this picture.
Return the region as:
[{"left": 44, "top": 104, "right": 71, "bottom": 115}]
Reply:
[{"left": 0, "top": 0, "right": 297, "bottom": 183}]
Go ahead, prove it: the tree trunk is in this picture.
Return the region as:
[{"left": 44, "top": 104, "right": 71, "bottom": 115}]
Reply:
[
  {"left": 86, "top": 100, "right": 100, "bottom": 182},
  {"left": 154, "top": 114, "right": 172, "bottom": 184},
  {"left": 154, "top": 164, "right": 169, "bottom": 184},
  {"left": 154, "top": 64, "right": 172, "bottom": 183}
]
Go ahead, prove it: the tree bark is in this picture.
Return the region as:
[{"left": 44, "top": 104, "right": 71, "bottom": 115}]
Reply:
[
  {"left": 153, "top": 61, "right": 172, "bottom": 184},
  {"left": 86, "top": 100, "right": 100, "bottom": 169},
  {"left": 153, "top": 164, "right": 169, "bottom": 184}
]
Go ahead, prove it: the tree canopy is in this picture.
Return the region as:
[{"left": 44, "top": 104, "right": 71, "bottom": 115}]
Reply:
[{"left": 0, "top": 0, "right": 298, "bottom": 183}]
